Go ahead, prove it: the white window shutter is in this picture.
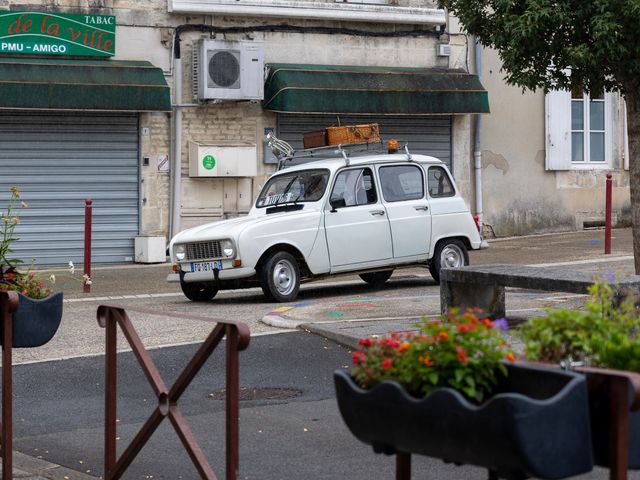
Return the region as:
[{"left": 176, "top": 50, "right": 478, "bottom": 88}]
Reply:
[
  {"left": 603, "top": 92, "right": 615, "bottom": 165},
  {"left": 545, "top": 90, "right": 572, "bottom": 170}
]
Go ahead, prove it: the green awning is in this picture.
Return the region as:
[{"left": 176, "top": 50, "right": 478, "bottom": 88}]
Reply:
[
  {"left": 0, "top": 58, "right": 170, "bottom": 112},
  {"left": 263, "top": 64, "right": 489, "bottom": 115}
]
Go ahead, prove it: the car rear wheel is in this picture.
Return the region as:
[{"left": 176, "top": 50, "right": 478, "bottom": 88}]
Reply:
[
  {"left": 180, "top": 282, "right": 218, "bottom": 302},
  {"left": 429, "top": 239, "right": 469, "bottom": 284},
  {"left": 260, "top": 251, "right": 300, "bottom": 302},
  {"left": 359, "top": 270, "right": 393, "bottom": 286}
]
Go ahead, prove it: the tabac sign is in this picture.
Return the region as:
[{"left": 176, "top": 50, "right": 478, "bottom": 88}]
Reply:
[{"left": 0, "top": 11, "right": 115, "bottom": 57}]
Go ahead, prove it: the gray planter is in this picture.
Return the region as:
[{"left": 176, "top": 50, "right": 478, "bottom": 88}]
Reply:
[
  {"left": 334, "top": 363, "right": 594, "bottom": 480},
  {"left": 2, "top": 292, "right": 63, "bottom": 348}
]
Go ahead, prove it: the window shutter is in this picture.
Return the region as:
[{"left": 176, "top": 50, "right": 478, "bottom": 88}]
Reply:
[
  {"left": 605, "top": 92, "right": 615, "bottom": 166},
  {"left": 545, "top": 90, "right": 572, "bottom": 170}
]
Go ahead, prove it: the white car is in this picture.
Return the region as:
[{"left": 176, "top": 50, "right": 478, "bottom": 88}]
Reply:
[{"left": 168, "top": 151, "right": 487, "bottom": 302}]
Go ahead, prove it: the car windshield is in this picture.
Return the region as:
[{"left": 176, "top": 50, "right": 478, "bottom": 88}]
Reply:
[{"left": 256, "top": 169, "right": 330, "bottom": 207}]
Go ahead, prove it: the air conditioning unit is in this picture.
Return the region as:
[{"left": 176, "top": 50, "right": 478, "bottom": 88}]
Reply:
[{"left": 193, "top": 39, "right": 264, "bottom": 101}]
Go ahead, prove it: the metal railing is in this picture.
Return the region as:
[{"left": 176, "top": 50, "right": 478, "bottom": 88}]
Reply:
[{"left": 97, "top": 304, "right": 251, "bottom": 480}]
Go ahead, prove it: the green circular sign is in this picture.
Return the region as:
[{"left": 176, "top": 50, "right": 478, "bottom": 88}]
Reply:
[{"left": 202, "top": 155, "right": 216, "bottom": 170}]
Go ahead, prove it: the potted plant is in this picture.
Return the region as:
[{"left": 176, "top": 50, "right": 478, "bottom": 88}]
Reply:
[
  {"left": 335, "top": 310, "right": 594, "bottom": 480},
  {"left": 519, "top": 278, "right": 640, "bottom": 470},
  {"left": 0, "top": 186, "right": 75, "bottom": 348}
]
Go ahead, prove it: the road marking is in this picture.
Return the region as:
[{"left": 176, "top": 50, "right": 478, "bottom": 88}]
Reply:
[
  {"left": 64, "top": 292, "right": 184, "bottom": 303},
  {"left": 527, "top": 255, "right": 633, "bottom": 267},
  {"left": 9, "top": 329, "right": 291, "bottom": 366}
]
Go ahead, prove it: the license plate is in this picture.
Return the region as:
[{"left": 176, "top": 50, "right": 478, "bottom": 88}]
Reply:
[{"left": 190, "top": 260, "right": 223, "bottom": 272}]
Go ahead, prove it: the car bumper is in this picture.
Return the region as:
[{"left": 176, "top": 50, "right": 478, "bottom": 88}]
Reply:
[
  {"left": 480, "top": 240, "right": 490, "bottom": 249},
  {"left": 167, "top": 266, "right": 256, "bottom": 283}
]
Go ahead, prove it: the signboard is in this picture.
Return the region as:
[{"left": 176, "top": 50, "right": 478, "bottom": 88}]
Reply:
[{"left": 0, "top": 11, "right": 115, "bottom": 57}]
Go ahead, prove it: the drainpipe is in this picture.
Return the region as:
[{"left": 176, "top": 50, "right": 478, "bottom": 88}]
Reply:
[
  {"left": 171, "top": 52, "right": 183, "bottom": 237},
  {"left": 473, "top": 38, "right": 484, "bottom": 236}
]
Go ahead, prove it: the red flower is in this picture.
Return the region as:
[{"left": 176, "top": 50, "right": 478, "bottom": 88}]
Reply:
[
  {"left": 352, "top": 350, "right": 367, "bottom": 365},
  {"left": 382, "top": 338, "right": 400, "bottom": 349},
  {"left": 505, "top": 352, "right": 516, "bottom": 362},
  {"left": 457, "top": 324, "right": 470, "bottom": 333},
  {"left": 438, "top": 331, "right": 449, "bottom": 341},
  {"left": 456, "top": 346, "right": 468, "bottom": 365},
  {"left": 358, "top": 338, "right": 372, "bottom": 348},
  {"left": 21, "top": 289, "right": 27, "bottom": 295},
  {"left": 381, "top": 358, "right": 393, "bottom": 370},
  {"left": 396, "top": 342, "right": 411, "bottom": 353},
  {"left": 482, "top": 319, "right": 493, "bottom": 328}
]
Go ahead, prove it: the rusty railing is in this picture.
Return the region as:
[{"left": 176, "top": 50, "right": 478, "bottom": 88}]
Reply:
[
  {"left": 97, "top": 304, "right": 250, "bottom": 480},
  {"left": 0, "top": 291, "right": 19, "bottom": 479}
]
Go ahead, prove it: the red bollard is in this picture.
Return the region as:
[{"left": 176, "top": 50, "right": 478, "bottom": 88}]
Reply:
[
  {"left": 84, "top": 198, "right": 92, "bottom": 293},
  {"left": 605, "top": 174, "right": 612, "bottom": 255}
]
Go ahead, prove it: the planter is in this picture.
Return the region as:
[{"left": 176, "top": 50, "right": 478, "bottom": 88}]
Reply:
[
  {"left": 581, "top": 368, "right": 640, "bottom": 470},
  {"left": 334, "top": 363, "right": 594, "bottom": 480},
  {"left": 1, "top": 292, "right": 63, "bottom": 348}
]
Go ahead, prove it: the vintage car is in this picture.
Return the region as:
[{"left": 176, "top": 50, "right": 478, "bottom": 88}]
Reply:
[{"left": 167, "top": 150, "right": 487, "bottom": 302}]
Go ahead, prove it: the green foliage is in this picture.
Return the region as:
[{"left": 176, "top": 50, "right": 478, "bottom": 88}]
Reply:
[
  {"left": 440, "top": 0, "right": 640, "bottom": 95},
  {"left": 520, "top": 280, "right": 640, "bottom": 372},
  {"left": 350, "top": 310, "right": 514, "bottom": 403}
]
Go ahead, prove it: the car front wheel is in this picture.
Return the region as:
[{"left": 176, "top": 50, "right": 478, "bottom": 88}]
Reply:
[
  {"left": 260, "top": 251, "right": 300, "bottom": 302},
  {"left": 429, "top": 239, "right": 469, "bottom": 284},
  {"left": 180, "top": 282, "right": 218, "bottom": 302}
]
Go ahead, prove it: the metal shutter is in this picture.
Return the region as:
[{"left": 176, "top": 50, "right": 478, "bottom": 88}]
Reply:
[
  {"left": 0, "top": 113, "right": 139, "bottom": 266},
  {"left": 277, "top": 114, "right": 452, "bottom": 170}
]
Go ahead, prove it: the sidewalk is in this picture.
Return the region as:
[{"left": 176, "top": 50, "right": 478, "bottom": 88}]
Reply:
[
  {"left": 6, "top": 227, "right": 636, "bottom": 479},
  {"left": 265, "top": 227, "right": 636, "bottom": 348}
]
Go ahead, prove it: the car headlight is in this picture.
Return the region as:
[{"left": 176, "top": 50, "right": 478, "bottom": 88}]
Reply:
[
  {"left": 221, "top": 239, "right": 235, "bottom": 258},
  {"left": 175, "top": 244, "right": 186, "bottom": 261}
]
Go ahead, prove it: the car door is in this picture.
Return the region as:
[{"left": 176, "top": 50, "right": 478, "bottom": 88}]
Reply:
[
  {"left": 324, "top": 166, "right": 393, "bottom": 269},
  {"left": 378, "top": 164, "right": 431, "bottom": 258}
]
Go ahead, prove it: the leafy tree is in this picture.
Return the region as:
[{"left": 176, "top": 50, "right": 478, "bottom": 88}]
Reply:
[{"left": 441, "top": 0, "right": 640, "bottom": 272}]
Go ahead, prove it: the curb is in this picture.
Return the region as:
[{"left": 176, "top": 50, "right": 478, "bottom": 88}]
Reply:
[
  {"left": 13, "top": 450, "right": 99, "bottom": 479},
  {"left": 260, "top": 314, "right": 302, "bottom": 329},
  {"left": 299, "top": 322, "right": 359, "bottom": 350}
]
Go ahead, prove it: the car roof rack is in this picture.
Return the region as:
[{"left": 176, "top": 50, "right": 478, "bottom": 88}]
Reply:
[{"left": 266, "top": 132, "right": 386, "bottom": 170}]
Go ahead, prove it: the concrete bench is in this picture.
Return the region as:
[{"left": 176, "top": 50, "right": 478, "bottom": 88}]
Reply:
[{"left": 440, "top": 264, "right": 640, "bottom": 319}]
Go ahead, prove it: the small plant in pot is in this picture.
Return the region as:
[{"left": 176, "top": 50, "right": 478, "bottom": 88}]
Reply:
[
  {"left": 519, "top": 278, "right": 640, "bottom": 470},
  {"left": 335, "top": 309, "right": 595, "bottom": 480},
  {"left": 0, "top": 186, "right": 72, "bottom": 348}
]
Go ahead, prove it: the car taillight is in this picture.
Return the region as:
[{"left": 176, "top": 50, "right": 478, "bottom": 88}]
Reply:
[{"left": 473, "top": 215, "right": 480, "bottom": 232}]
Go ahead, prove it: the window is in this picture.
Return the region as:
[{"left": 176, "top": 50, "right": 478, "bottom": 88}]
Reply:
[
  {"left": 379, "top": 165, "right": 424, "bottom": 202},
  {"left": 427, "top": 166, "right": 455, "bottom": 197},
  {"left": 256, "top": 169, "right": 329, "bottom": 207},
  {"left": 571, "top": 89, "right": 605, "bottom": 163},
  {"left": 545, "top": 90, "right": 614, "bottom": 170},
  {"left": 330, "top": 168, "right": 377, "bottom": 208}
]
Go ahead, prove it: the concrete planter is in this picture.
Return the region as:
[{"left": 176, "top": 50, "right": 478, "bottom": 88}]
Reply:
[{"left": 334, "top": 363, "right": 594, "bottom": 479}]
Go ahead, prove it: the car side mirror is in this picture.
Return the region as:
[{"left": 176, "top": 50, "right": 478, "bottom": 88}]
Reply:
[{"left": 330, "top": 198, "right": 346, "bottom": 212}]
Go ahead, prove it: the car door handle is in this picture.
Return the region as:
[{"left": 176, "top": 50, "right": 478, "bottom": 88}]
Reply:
[
  {"left": 414, "top": 205, "right": 429, "bottom": 211},
  {"left": 369, "top": 210, "right": 386, "bottom": 216}
]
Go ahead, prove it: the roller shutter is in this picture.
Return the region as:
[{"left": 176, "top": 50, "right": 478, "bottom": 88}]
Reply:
[
  {"left": 277, "top": 114, "right": 452, "bottom": 171},
  {"left": 0, "top": 113, "right": 139, "bottom": 266}
]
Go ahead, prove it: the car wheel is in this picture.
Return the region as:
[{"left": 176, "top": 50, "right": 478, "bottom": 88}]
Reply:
[
  {"left": 359, "top": 270, "right": 393, "bottom": 286},
  {"left": 429, "top": 239, "right": 469, "bottom": 284},
  {"left": 180, "top": 282, "right": 218, "bottom": 302},
  {"left": 260, "top": 251, "right": 300, "bottom": 302}
]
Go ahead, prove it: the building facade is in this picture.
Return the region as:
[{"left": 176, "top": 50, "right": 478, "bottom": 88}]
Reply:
[
  {"left": 1, "top": 0, "right": 487, "bottom": 265},
  {"left": 454, "top": 25, "right": 632, "bottom": 237}
]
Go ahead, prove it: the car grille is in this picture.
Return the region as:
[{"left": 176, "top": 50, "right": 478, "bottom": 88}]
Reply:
[{"left": 185, "top": 241, "right": 223, "bottom": 261}]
